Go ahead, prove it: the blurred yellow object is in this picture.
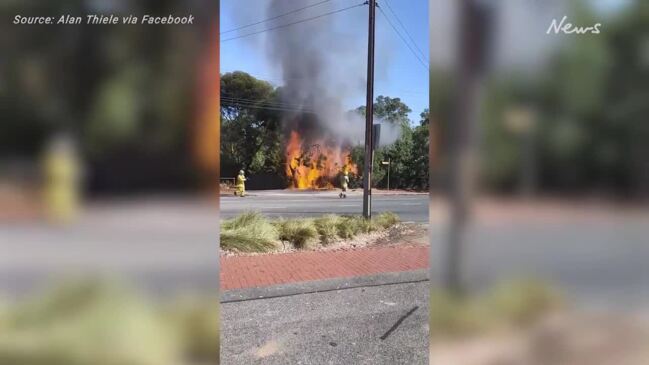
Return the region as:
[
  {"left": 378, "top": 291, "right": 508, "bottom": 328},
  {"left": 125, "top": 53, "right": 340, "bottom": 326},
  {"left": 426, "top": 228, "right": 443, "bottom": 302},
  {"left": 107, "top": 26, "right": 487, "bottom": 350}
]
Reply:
[{"left": 42, "top": 136, "right": 81, "bottom": 224}]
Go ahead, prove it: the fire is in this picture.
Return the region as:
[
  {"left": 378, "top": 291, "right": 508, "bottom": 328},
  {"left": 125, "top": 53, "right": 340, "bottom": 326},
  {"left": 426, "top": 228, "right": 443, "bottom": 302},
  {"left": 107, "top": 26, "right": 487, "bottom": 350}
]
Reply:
[{"left": 285, "top": 131, "right": 357, "bottom": 189}]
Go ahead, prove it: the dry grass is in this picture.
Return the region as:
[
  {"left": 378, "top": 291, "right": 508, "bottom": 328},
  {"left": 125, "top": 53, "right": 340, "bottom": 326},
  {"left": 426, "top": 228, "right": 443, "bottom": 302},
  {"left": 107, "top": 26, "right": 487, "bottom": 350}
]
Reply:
[
  {"left": 220, "top": 212, "right": 279, "bottom": 253},
  {"left": 221, "top": 212, "right": 402, "bottom": 252},
  {"left": 313, "top": 215, "right": 340, "bottom": 245},
  {"left": 0, "top": 279, "right": 182, "bottom": 365},
  {"left": 430, "top": 280, "right": 561, "bottom": 338},
  {"left": 275, "top": 218, "right": 319, "bottom": 249}
]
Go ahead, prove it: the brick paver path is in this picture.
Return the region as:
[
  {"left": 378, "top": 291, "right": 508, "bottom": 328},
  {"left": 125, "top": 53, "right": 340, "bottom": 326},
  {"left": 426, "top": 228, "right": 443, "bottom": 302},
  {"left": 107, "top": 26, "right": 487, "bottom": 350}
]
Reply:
[{"left": 220, "top": 245, "right": 428, "bottom": 290}]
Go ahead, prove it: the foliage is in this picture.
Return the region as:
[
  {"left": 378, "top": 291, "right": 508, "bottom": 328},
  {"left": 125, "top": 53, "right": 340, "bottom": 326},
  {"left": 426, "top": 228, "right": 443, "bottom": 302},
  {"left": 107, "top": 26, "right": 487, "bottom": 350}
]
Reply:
[
  {"left": 220, "top": 72, "right": 284, "bottom": 178},
  {"left": 430, "top": 280, "right": 561, "bottom": 338},
  {"left": 220, "top": 212, "right": 280, "bottom": 252},
  {"left": 0, "top": 280, "right": 179, "bottom": 365},
  {"left": 313, "top": 215, "right": 340, "bottom": 245},
  {"left": 218, "top": 88, "right": 430, "bottom": 191},
  {"left": 1, "top": 0, "right": 216, "bottom": 191},
  {"left": 167, "top": 298, "right": 220, "bottom": 362},
  {"left": 0, "top": 279, "right": 221, "bottom": 365},
  {"left": 353, "top": 96, "right": 429, "bottom": 190},
  {"left": 478, "top": 1, "right": 649, "bottom": 196},
  {"left": 374, "top": 212, "right": 400, "bottom": 229},
  {"left": 220, "top": 212, "right": 402, "bottom": 251},
  {"left": 275, "top": 218, "right": 319, "bottom": 249}
]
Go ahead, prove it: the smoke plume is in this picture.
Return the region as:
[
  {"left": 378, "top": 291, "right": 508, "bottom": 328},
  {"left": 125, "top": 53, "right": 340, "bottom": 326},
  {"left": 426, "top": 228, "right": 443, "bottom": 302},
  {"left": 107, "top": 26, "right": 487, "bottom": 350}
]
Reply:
[{"left": 265, "top": 0, "right": 381, "bottom": 146}]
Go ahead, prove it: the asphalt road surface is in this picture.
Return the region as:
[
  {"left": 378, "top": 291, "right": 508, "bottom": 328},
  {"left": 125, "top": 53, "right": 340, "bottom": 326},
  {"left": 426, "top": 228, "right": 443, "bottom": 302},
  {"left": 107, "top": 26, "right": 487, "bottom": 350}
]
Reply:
[
  {"left": 221, "top": 279, "right": 429, "bottom": 365},
  {"left": 221, "top": 190, "right": 429, "bottom": 223},
  {"left": 3, "top": 194, "right": 648, "bottom": 311},
  {"left": 0, "top": 197, "right": 219, "bottom": 299},
  {"left": 430, "top": 201, "right": 649, "bottom": 311}
]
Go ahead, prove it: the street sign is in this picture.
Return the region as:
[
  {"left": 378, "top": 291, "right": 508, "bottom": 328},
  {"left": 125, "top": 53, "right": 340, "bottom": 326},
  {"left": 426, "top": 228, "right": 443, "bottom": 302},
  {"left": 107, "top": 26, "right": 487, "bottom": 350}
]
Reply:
[{"left": 372, "top": 123, "right": 381, "bottom": 148}]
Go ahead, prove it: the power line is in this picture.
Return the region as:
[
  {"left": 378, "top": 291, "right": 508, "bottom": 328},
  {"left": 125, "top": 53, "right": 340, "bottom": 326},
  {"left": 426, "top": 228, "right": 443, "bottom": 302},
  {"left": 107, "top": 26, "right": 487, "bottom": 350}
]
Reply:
[
  {"left": 221, "top": 96, "right": 312, "bottom": 110},
  {"left": 221, "top": 99, "right": 312, "bottom": 112},
  {"left": 221, "top": 2, "right": 366, "bottom": 43},
  {"left": 222, "top": 103, "right": 317, "bottom": 114},
  {"left": 221, "top": 100, "right": 318, "bottom": 114},
  {"left": 221, "top": 0, "right": 333, "bottom": 35},
  {"left": 377, "top": 6, "right": 428, "bottom": 71},
  {"left": 381, "top": 0, "right": 428, "bottom": 61},
  {"left": 222, "top": 103, "right": 317, "bottom": 115}
]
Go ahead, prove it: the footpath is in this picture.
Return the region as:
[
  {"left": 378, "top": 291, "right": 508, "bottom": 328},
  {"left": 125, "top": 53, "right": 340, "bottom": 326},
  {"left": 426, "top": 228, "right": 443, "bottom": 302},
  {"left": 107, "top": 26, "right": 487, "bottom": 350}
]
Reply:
[{"left": 220, "top": 243, "right": 428, "bottom": 291}]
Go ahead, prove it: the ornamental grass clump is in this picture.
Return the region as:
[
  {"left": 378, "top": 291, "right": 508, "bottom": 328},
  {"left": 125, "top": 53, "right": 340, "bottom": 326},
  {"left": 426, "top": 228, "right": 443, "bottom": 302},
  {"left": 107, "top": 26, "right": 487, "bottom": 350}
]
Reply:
[
  {"left": 276, "top": 218, "right": 319, "bottom": 249},
  {"left": 220, "top": 212, "right": 279, "bottom": 253}
]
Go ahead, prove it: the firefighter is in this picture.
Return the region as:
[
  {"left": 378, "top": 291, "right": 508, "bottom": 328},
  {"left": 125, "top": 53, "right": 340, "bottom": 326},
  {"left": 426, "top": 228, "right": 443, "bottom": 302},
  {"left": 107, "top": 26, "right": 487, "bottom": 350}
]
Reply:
[
  {"left": 339, "top": 171, "right": 349, "bottom": 198},
  {"left": 43, "top": 134, "right": 82, "bottom": 224},
  {"left": 235, "top": 170, "right": 247, "bottom": 197}
]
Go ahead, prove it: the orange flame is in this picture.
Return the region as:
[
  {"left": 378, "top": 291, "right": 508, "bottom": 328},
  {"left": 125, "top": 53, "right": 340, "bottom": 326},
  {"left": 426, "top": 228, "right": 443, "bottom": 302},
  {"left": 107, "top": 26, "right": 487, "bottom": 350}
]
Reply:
[{"left": 285, "top": 131, "right": 357, "bottom": 189}]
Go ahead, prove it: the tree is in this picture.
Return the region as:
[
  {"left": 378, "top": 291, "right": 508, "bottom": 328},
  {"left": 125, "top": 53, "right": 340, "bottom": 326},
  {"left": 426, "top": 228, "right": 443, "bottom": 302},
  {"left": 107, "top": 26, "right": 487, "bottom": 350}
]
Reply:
[
  {"left": 356, "top": 95, "right": 412, "bottom": 126},
  {"left": 410, "top": 109, "right": 430, "bottom": 189},
  {"left": 220, "top": 72, "right": 283, "bottom": 177},
  {"left": 353, "top": 96, "right": 429, "bottom": 190},
  {"left": 2, "top": 0, "right": 218, "bottom": 192}
]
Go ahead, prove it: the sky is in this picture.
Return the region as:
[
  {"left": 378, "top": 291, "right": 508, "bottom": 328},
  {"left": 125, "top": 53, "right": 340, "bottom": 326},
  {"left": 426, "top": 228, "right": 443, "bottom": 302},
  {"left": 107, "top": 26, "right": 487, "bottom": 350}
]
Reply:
[{"left": 220, "top": 0, "right": 430, "bottom": 123}]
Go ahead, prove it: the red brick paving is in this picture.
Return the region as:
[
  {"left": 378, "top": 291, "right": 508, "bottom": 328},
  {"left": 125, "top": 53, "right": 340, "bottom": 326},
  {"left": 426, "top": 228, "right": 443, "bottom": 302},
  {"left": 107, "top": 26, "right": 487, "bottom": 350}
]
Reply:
[{"left": 220, "top": 245, "right": 428, "bottom": 290}]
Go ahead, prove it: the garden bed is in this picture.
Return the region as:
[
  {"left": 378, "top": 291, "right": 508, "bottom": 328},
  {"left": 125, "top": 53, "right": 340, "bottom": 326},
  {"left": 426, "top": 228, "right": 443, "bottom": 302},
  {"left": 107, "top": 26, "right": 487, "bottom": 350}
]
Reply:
[{"left": 220, "top": 212, "right": 426, "bottom": 256}]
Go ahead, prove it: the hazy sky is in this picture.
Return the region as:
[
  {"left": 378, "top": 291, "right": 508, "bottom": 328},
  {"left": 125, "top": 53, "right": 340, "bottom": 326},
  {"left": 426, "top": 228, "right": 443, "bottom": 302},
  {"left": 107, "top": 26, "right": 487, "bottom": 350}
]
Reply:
[{"left": 220, "top": 0, "right": 430, "bottom": 122}]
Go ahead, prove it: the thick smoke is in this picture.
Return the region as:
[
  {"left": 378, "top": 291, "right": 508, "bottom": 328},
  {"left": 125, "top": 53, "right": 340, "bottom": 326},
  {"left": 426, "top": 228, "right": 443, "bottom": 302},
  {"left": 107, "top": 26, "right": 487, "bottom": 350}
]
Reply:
[{"left": 265, "top": 0, "right": 397, "bottom": 147}]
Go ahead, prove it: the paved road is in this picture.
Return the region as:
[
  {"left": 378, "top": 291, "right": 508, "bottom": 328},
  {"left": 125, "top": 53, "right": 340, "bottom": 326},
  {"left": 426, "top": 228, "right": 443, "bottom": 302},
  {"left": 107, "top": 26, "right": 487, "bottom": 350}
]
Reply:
[
  {"left": 0, "top": 197, "right": 219, "bottom": 298},
  {"left": 3, "top": 194, "right": 648, "bottom": 311},
  {"left": 221, "top": 190, "right": 428, "bottom": 223},
  {"left": 221, "top": 279, "right": 429, "bottom": 365},
  {"left": 430, "top": 202, "right": 649, "bottom": 310}
]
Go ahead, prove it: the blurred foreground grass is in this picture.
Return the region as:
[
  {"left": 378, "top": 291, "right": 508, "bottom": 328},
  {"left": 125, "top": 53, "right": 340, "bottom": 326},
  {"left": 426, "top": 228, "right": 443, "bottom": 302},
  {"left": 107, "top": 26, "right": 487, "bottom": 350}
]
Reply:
[
  {"left": 430, "top": 280, "right": 562, "bottom": 338},
  {"left": 0, "top": 280, "right": 219, "bottom": 365}
]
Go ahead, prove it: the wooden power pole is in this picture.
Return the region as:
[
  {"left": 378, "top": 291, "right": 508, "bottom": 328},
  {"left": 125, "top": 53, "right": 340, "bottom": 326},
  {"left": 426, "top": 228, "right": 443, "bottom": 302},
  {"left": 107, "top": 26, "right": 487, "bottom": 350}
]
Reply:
[
  {"left": 363, "top": 0, "right": 376, "bottom": 219},
  {"left": 443, "top": 0, "right": 493, "bottom": 294}
]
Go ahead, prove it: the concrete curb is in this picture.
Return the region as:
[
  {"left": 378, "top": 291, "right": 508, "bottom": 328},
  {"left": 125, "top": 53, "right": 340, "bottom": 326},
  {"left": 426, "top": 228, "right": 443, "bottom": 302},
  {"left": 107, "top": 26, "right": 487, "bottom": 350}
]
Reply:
[{"left": 220, "top": 269, "right": 429, "bottom": 303}]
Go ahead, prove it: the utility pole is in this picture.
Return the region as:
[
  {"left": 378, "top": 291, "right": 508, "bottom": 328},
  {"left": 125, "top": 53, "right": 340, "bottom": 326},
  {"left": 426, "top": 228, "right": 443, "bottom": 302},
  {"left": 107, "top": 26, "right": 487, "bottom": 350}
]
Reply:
[
  {"left": 363, "top": 0, "right": 376, "bottom": 219},
  {"left": 443, "top": 0, "right": 493, "bottom": 294}
]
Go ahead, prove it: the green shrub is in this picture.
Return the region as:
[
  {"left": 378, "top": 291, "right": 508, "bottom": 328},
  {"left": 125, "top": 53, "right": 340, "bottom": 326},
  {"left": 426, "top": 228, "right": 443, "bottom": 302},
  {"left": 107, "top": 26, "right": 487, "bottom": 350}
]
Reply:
[
  {"left": 277, "top": 218, "right": 319, "bottom": 249},
  {"left": 220, "top": 212, "right": 279, "bottom": 252},
  {"left": 168, "top": 299, "right": 219, "bottom": 363},
  {"left": 0, "top": 280, "right": 179, "bottom": 365},
  {"left": 334, "top": 213, "right": 401, "bottom": 238},
  {"left": 335, "top": 216, "right": 356, "bottom": 239},
  {"left": 430, "top": 280, "right": 561, "bottom": 338},
  {"left": 486, "top": 279, "right": 561, "bottom": 326},
  {"left": 0, "top": 301, "right": 7, "bottom": 333},
  {"left": 430, "top": 292, "right": 488, "bottom": 337},
  {"left": 356, "top": 216, "right": 376, "bottom": 234},
  {"left": 374, "top": 212, "right": 400, "bottom": 228},
  {"left": 221, "top": 212, "right": 401, "bottom": 252},
  {"left": 314, "top": 215, "right": 340, "bottom": 244}
]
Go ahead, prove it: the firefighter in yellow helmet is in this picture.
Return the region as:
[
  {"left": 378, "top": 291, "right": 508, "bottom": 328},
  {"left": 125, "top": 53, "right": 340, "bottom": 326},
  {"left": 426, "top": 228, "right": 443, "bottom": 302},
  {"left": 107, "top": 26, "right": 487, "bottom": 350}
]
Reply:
[
  {"left": 43, "top": 134, "right": 82, "bottom": 224},
  {"left": 235, "top": 170, "right": 247, "bottom": 197},
  {"left": 339, "top": 171, "right": 349, "bottom": 198}
]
